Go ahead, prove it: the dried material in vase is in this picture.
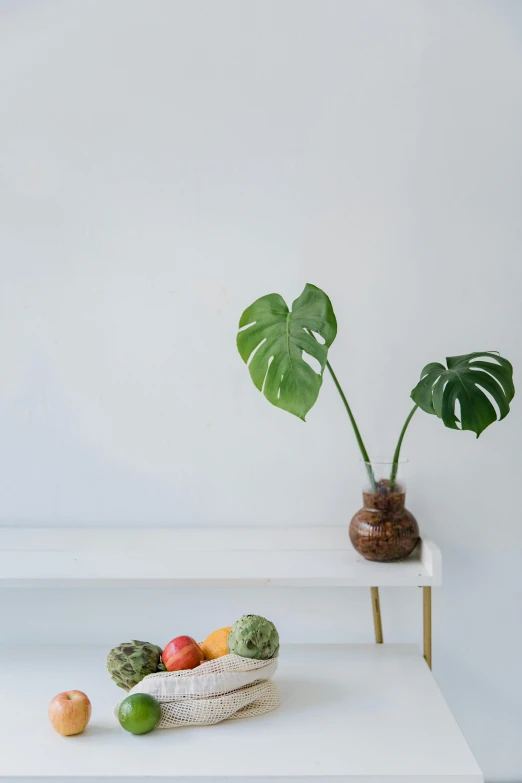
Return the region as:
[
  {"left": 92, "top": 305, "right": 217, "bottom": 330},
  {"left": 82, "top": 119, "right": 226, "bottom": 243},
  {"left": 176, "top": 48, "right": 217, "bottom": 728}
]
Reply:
[{"left": 349, "top": 480, "right": 419, "bottom": 562}]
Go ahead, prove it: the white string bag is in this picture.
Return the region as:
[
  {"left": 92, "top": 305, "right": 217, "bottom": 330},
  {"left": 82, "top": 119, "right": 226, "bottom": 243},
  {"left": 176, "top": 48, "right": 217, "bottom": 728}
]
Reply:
[{"left": 115, "top": 654, "right": 280, "bottom": 729}]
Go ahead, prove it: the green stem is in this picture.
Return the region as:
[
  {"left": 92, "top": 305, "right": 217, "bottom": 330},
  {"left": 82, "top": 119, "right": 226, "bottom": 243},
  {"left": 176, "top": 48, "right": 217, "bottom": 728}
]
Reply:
[
  {"left": 389, "top": 404, "right": 418, "bottom": 490},
  {"left": 326, "top": 361, "right": 376, "bottom": 491}
]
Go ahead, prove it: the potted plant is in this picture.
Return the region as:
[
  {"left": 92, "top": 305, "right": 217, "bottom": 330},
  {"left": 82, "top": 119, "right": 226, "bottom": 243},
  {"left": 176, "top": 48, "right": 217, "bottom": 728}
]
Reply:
[{"left": 237, "top": 284, "right": 515, "bottom": 562}]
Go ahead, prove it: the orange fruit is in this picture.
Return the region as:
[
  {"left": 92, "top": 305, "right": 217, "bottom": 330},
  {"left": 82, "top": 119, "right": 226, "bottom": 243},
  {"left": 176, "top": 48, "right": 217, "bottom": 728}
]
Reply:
[{"left": 200, "top": 627, "right": 232, "bottom": 660}]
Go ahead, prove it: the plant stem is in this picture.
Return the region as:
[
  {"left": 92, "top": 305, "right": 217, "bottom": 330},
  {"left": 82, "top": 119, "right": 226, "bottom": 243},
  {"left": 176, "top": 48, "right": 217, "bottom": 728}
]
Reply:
[
  {"left": 389, "top": 404, "right": 418, "bottom": 490},
  {"left": 326, "top": 361, "right": 376, "bottom": 491}
]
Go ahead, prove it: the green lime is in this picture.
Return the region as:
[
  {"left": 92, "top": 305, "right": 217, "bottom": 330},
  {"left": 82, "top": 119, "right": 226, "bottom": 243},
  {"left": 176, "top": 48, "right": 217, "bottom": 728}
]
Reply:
[{"left": 118, "top": 693, "right": 161, "bottom": 735}]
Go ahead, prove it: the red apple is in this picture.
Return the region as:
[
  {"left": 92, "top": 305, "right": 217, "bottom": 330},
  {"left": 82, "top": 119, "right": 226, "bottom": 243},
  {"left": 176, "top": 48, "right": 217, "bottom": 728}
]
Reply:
[
  {"left": 48, "top": 690, "right": 91, "bottom": 736},
  {"left": 163, "top": 636, "right": 204, "bottom": 671}
]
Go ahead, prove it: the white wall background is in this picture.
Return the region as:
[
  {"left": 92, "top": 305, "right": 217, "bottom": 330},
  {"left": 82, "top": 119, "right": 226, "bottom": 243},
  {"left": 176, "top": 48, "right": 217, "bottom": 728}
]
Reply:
[{"left": 1, "top": 0, "right": 521, "bottom": 779}]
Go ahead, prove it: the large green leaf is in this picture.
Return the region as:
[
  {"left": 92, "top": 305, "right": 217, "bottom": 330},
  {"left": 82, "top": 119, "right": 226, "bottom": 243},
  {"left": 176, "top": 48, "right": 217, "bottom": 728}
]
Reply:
[
  {"left": 237, "top": 283, "right": 337, "bottom": 420},
  {"left": 411, "top": 351, "right": 514, "bottom": 437}
]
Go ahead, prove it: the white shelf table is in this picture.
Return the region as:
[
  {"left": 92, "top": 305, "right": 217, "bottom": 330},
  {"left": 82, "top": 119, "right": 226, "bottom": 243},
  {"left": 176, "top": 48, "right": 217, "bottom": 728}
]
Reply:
[{"left": 0, "top": 526, "right": 481, "bottom": 783}]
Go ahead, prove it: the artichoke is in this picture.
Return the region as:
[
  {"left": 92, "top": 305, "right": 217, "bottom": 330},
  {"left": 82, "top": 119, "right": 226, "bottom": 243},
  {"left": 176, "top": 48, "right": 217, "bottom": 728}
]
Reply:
[
  {"left": 107, "top": 640, "right": 165, "bottom": 691},
  {"left": 227, "top": 615, "right": 279, "bottom": 660}
]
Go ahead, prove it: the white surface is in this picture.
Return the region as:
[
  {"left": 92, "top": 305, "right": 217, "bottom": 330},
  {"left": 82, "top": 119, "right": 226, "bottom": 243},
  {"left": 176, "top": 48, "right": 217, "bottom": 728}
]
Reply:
[
  {"left": 0, "top": 528, "right": 441, "bottom": 586},
  {"left": 0, "top": 644, "right": 482, "bottom": 782},
  {"left": 0, "top": 1, "right": 521, "bottom": 779}
]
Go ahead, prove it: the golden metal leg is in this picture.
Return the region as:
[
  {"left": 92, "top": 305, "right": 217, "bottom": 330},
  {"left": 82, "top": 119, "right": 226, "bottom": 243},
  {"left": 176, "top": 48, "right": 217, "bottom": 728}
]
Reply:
[
  {"left": 371, "top": 586, "right": 383, "bottom": 644},
  {"left": 423, "top": 586, "right": 432, "bottom": 669}
]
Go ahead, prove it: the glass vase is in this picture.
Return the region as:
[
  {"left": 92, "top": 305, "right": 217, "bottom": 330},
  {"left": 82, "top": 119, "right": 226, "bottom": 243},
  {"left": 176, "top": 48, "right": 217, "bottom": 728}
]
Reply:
[{"left": 349, "top": 459, "right": 419, "bottom": 562}]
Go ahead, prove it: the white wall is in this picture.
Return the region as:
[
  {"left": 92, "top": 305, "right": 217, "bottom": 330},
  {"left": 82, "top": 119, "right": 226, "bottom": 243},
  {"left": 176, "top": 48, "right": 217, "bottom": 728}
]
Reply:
[{"left": 1, "top": 0, "right": 521, "bottom": 779}]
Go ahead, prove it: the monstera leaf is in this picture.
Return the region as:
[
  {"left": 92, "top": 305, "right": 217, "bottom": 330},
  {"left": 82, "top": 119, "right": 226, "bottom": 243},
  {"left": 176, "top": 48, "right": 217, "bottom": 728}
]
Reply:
[
  {"left": 411, "top": 351, "right": 514, "bottom": 437},
  {"left": 237, "top": 283, "right": 337, "bottom": 420}
]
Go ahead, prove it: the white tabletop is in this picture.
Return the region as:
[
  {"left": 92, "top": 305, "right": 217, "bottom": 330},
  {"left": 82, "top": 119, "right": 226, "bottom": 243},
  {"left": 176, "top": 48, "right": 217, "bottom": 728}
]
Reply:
[
  {"left": 0, "top": 527, "right": 441, "bottom": 587},
  {"left": 0, "top": 644, "right": 480, "bottom": 781}
]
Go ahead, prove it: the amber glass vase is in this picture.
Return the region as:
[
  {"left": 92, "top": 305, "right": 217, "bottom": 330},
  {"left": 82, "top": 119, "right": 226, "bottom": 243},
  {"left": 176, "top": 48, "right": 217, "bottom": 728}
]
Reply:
[{"left": 349, "top": 460, "right": 419, "bottom": 562}]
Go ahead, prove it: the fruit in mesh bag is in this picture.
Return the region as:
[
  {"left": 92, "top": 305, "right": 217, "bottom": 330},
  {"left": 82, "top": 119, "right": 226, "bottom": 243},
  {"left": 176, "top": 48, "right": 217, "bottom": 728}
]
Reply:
[
  {"left": 200, "top": 626, "right": 232, "bottom": 660},
  {"left": 163, "top": 635, "right": 204, "bottom": 671},
  {"left": 107, "top": 640, "right": 165, "bottom": 691},
  {"left": 227, "top": 614, "right": 279, "bottom": 659}
]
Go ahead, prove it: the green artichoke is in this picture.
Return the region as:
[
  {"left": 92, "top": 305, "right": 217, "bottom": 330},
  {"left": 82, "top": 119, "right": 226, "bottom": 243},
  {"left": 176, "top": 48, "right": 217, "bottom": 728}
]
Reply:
[
  {"left": 107, "top": 640, "right": 165, "bottom": 691},
  {"left": 227, "top": 615, "right": 279, "bottom": 660}
]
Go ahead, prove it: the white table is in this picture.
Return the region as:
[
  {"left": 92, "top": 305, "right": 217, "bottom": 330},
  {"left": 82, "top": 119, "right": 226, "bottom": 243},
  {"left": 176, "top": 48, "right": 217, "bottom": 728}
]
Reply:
[{"left": 0, "top": 526, "right": 480, "bottom": 782}]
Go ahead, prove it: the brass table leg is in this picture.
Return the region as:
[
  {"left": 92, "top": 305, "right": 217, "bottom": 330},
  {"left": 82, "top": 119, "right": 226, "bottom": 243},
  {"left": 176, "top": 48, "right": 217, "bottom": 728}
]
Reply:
[
  {"left": 371, "top": 586, "right": 383, "bottom": 643},
  {"left": 423, "top": 586, "right": 432, "bottom": 669}
]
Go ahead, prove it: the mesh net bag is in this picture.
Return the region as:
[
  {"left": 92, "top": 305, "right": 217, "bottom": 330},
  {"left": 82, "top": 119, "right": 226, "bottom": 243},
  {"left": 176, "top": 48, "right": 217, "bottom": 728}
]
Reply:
[{"left": 115, "top": 654, "right": 280, "bottom": 729}]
